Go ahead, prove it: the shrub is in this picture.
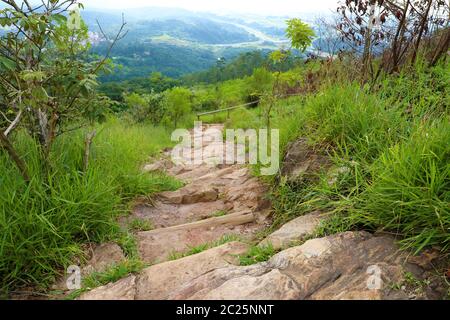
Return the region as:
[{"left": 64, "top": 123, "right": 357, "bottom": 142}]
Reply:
[{"left": 164, "top": 87, "right": 192, "bottom": 127}]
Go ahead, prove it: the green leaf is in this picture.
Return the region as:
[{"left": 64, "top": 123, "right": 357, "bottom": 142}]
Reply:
[
  {"left": 20, "top": 70, "right": 46, "bottom": 82},
  {"left": 52, "top": 14, "right": 67, "bottom": 25},
  {"left": 286, "top": 18, "right": 315, "bottom": 52},
  {"left": 31, "top": 87, "right": 49, "bottom": 102},
  {"left": 0, "top": 56, "right": 16, "bottom": 70},
  {"left": 0, "top": 17, "right": 12, "bottom": 27}
]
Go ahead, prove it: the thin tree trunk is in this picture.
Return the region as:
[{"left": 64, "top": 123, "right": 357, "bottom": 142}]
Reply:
[
  {"left": 44, "top": 113, "right": 59, "bottom": 167},
  {"left": 362, "top": 3, "right": 377, "bottom": 81},
  {"left": 83, "top": 130, "right": 96, "bottom": 172},
  {"left": 390, "top": 0, "right": 410, "bottom": 73},
  {"left": 0, "top": 131, "right": 30, "bottom": 183},
  {"left": 411, "top": 0, "right": 433, "bottom": 65},
  {"left": 430, "top": 28, "right": 450, "bottom": 66}
]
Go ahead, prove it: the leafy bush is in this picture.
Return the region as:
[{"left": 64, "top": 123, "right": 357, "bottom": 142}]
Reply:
[
  {"left": 164, "top": 87, "right": 193, "bottom": 127},
  {"left": 124, "top": 93, "right": 165, "bottom": 124}
]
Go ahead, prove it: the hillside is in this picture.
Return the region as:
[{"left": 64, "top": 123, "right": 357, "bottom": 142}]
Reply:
[
  {"left": 82, "top": 7, "right": 308, "bottom": 81},
  {"left": 0, "top": 0, "right": 449, "bottom": 303},
  {"left": 85, "top": 8, "right": 344, "bottom": 82}
]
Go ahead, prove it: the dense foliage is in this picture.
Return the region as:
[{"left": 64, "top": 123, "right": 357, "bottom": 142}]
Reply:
[
  {"left": 94, "top": 42, "right": 250, "bottom": 81},
  {"left": 182, "top": 50, "right": 303, "bottom": 85}
]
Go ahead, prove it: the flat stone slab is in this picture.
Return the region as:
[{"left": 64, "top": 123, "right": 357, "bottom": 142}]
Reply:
[
  {"left": 169, "top": 232, "right": 415, "bottom": 300},
  {"left": 80, "top": 232, "right": 436, "bottom": 301},
  {"left": 79, "top": 276, "right": 137, "bottom": 300},
  {"left": 133, "top": 200, "right": 233, "bottom": 228},
  {"left": 136, "top": 211, "right": 258, "bottom": 264},
  {"left": 136, "top": 242, "right": 249, "bottom": 300},
  {"left": 259, "top": 211, "right": 326, "bottom": 249},
  {"left": 79, "top": 242, "right": 249, "bottom": 300}
]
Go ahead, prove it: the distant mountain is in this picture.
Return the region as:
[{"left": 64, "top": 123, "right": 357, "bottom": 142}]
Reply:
[
  {"left": 82, "top": 8, "right": 281, "bottom": 45},
  {"left": 1, "top": 4, "right": 337, "bottom": 81},
  {"left": 94, "top": 42, "right": 253, "bottom": 80},
  {"left": 80, "top": 7, "right": 330, "bottom": 82},
  {"left": 117, "top": 18, "right": 258, "bottom": 45},
  {"left": 104, "top": 7, "right": 201, "bottom": 21}
]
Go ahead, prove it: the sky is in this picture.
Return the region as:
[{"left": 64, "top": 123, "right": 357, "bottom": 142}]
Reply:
[{"left": 85, "top": 0, "right": 339, "bottom": 15}]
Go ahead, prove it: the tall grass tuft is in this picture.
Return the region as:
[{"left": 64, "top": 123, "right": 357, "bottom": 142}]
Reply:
[
  {"left": 260, "top": 63, "right": 449, "bottom": 254},
  {"left": 351, "top": 119, "right": 450, "bottom": 252},
  {"left": 0, "top": 118, "right": 177, "bottom": 293}
]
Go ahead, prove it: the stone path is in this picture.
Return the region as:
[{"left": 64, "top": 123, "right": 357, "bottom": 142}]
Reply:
[
  {"left": 78, "top": 125, "right": 443, "bottom": 300},
  {"left": 128, "top": 124, "right": 271, "bottom": 264}
]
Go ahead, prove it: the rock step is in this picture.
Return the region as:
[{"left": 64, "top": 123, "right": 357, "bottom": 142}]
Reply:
[
  {"left": 131, "top": 164, "right": 268, "bottom": 231},
  {"left": 136, "top": 210, "right": 262, "bottom": 264},
  {"left": 133, "top": 200, "right": 233, "bottom": 229},
  {"left": 80, "top": 232, "right": 426, "bottom": 300},
  {"left": 132, "top": 124, "right": 270, "bottom": 265},
  {"left": 78, "top": 131, "right": 443, "bottom": 301},
  {"left": 259, "top": 211, "right": 328, "bottom": 250},
  {"left": 80, "top": 242, "right": 249, "bottom": 300},
  {"left": 158, "top": 186, "right": 220, "bottom": 205}
]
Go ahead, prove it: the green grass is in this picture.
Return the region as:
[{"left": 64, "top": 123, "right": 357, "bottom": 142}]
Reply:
[
  {"left": 211, "top": 210, "right": 228, "bottom": 218},
  {"left": 0, "top": 118, "right": 177, "bottom": 294},
  {"left": 168, "top": 235, "right": 241, "bottom": 261},
  {"left": 1, "top": 55, "right": 448, "bottom": 297},
  {"left": 349, "top": 118, "right": 450, "bottom": 252},
  {"left": 238, "top": 244, "right": 277, "bottom": 266},
  {"left": 273, "top": 81, "right": 448, "bottom": 252},
  {"left": 64, "top": 259, "right": 146, "bottom": 300},
  {"left": 82, "top": 259, "right": 145, "bottom": 289},
  {"left": 128, "top": 219, "right": 154, "bottom": 232},
  {"left": 115, "top": 231, "right": 140, "bottom": 259},
  {"left": 221, "top": 61, "right": 449, "bottom": 254}
]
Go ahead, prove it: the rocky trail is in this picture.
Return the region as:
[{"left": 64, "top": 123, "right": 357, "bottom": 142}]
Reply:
[{"left": 76, "top": 124, "right": 445, "bottom": 300}]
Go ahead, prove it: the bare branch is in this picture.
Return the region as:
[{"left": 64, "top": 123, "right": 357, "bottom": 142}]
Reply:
[
  {"left": 65, "top": 14, "right": 128, "bottom": 111},
  {"left": 4, "top": 109, "right": 22, "bottom": 137},
  {"left": 0, "top": 130, "right": 30, "bottom": 183},
  {"left": 83, "top": 130, "right": 96, "bottom": 172}
]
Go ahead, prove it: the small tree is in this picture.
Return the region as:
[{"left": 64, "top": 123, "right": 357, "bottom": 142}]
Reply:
[
  {"left": 125, "top": 92, "right": 165, "bottom": 124},
  {"left": 0, "top": 0, "right": 127, "bottom": 181},
  {"left": 247, "top": 67, "right": 273, "bottom": 104},
  {"left": 261, "top": 18, "right": 315, "bottom": 128},
  {"left": 125, "top": 93, "right": 149, "bottom": 123},
  {"left": 286, "top": 18, "right": 316, "bottom": 52},
  {"left": 164, "top": 87, "right": 192, "bottom": 127},
  {"left": 263, "top": 50, "right": 290, "bottom": 128},
  {"left": 147, "top": 93, "right": 165, "bottom": 125}
]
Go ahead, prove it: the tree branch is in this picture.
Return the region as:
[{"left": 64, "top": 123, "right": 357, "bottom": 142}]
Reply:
[
  {"left": 83, "top": 130, "right": 96, "bottom": 172},
  {"left": 0, "top": 130, "right": 30, "bottom": 183},
  {"left": 4, "top": 109, "right": 22, "bottom": 137}
]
